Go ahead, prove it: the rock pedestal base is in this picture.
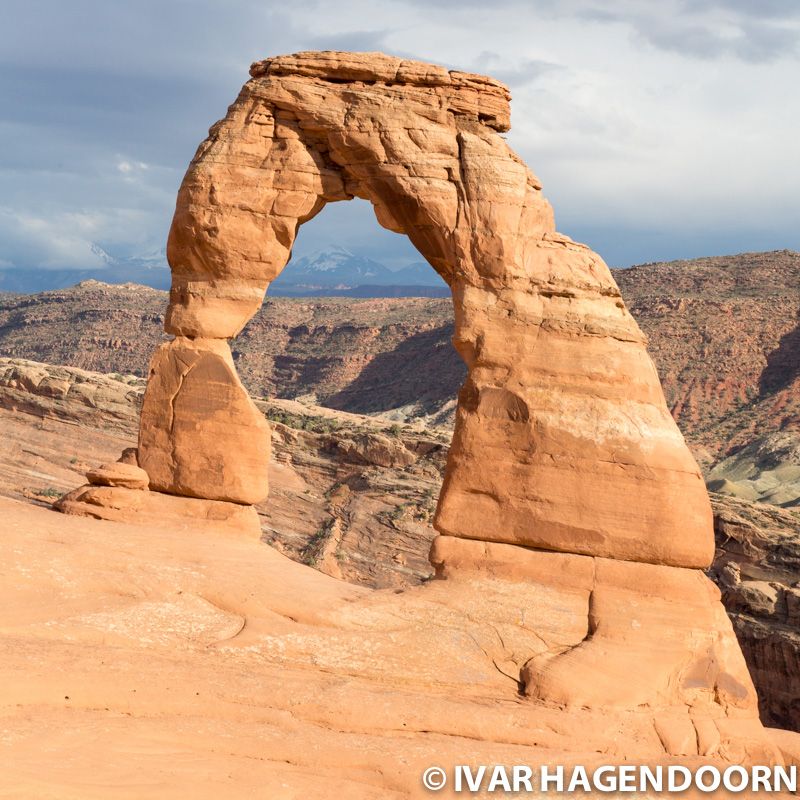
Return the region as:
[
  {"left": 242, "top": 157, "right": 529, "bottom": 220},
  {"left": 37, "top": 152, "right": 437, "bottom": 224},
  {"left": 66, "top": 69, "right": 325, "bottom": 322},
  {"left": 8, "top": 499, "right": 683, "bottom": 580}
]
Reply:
[
  {"left": 55, "top": 461, "right": 261, "bottom": 540},
  {"left": 430, "top": 534, "right": 779, "bottom": 761}
]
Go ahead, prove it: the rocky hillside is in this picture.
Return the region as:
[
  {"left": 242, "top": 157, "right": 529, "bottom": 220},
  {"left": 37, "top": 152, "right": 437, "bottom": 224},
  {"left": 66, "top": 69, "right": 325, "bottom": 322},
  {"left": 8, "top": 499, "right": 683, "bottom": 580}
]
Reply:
[
  {"left": 616, "top": 250, "right": 800, "bottom": 464},
  {"left": 710, "top": 494, "right": 800, "bottom": 731},
  {"left": 1, "top": 249, "right": 798, "bottom": 496},
  {"left": 0, "top": 283, "right": 459, "bottom": 424}
]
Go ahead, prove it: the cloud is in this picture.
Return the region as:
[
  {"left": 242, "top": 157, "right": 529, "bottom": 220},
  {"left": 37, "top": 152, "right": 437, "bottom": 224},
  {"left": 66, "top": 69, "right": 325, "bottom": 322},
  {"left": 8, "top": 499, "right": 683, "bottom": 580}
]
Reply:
[
  {"left": 470, "top": 52, "right": 562, "bottom": 87},
  {"left": 683, "top": 0, "right": 800, "bottom": 20},
  {"left": 0, "top": 0, "right": 798, "bottom": 272},
  {"left": 573, "top": 0, "right": 800, "bottom": 63},
  {"left": 305, "top": 28, "right": 393, "bottom": 53},
  {"left": 0, "top": 207, "right": 109, "bottom": 269},
  {"left": 629, "top": 12, "right": 800, "bottom": 63}
]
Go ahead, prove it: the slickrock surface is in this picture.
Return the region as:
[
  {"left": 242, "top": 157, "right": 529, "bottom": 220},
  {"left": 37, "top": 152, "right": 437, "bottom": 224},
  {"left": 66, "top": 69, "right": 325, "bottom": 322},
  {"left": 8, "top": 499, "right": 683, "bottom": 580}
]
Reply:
[
  {"left": 147, "top": 49, "right": 712, "bottom": 569},
  {"left": 2, "top": 359, "right": 799, "bottom": 732},
  {"left": 0, "top": 496, "right": 794, "bottom": 799},
  {"left": 57, "top": 484, "right": 262, "bottom": 540}
]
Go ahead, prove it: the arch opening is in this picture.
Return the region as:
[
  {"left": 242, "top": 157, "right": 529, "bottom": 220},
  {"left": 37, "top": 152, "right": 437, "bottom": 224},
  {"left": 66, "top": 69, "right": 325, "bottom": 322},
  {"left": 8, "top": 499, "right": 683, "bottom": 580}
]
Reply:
[
  {"left": 138, "top": 50, "right": 715, "bottom": 572},
  {"left": 268, "top": 196, "right": 448, "bottom": 299}
]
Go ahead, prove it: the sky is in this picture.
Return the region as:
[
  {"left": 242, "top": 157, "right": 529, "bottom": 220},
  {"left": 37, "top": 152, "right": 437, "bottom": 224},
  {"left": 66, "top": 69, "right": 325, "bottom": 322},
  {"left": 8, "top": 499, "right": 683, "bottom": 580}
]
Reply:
[{"left": 1, "top": 0, "right": 799, "bottom": 275}]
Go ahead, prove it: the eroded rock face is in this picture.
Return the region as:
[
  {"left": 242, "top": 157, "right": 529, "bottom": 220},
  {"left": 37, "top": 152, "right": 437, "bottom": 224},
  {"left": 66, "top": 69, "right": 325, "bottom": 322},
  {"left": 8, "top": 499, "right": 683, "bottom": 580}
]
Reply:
[
  {"left": 710, "top": 494, "right": 800, "bottom": 731},
  {"left": 146, "top": 50, "right": 711, "bottom": 568},
  {"left": 62, "top": 51, "right": 770, "bottom": 741},
  {"left": 138, "top": 337, "right": 270, "bottom": 504},
  {"left": 432, "top": 537, "right": 759, "bottom": 731},
  {"left": 55, "top": 484, "right": 262, "bottom": 539}
]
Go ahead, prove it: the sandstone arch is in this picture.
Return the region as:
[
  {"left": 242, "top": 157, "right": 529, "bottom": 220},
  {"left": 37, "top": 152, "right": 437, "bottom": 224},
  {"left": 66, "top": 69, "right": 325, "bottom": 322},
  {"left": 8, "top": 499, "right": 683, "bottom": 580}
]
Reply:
[
  {"left": 136, "top": 51, "right": 712, "bottom": 569},
  {"left": 52, "top": 52, "right": 784, "bottom": 750}
]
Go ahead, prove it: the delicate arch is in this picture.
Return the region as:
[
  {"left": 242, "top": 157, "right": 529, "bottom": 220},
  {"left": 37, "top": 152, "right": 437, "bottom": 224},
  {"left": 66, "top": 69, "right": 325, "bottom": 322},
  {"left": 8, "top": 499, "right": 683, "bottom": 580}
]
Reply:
[{"left": 138, "top": 51, "right": 713, "bottom": 569}]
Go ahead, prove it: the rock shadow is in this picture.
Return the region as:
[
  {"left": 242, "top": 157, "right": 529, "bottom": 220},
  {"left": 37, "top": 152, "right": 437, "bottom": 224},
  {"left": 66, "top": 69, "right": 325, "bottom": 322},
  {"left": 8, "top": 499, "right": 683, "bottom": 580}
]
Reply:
[
  {"left": 323, "top": 323, "right": 466, "bottom": 416},
  {"left": 759, "top": 312, "right": 800, "bottom": 396}
]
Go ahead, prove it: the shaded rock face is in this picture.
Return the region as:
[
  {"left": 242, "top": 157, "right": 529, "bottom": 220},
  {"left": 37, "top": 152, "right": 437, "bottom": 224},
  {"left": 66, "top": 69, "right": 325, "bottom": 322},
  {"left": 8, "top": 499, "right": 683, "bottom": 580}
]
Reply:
[
  {"left": 142, "top": 50, "right": 711, "bottom": 569},
  {"left": 709, "top": 494, "right": 800, "bottom": 730}
]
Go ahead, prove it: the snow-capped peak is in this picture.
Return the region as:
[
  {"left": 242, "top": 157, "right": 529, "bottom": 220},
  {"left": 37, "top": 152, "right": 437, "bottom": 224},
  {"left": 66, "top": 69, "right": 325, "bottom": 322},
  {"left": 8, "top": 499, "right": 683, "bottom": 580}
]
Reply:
[{"left": 292, "top": 246, "right": 358, "bottom": 272}]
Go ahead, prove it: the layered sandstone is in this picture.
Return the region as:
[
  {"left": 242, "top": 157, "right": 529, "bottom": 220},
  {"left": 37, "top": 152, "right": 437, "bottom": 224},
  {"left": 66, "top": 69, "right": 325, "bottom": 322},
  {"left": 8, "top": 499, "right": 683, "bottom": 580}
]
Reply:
[
  {"left": 138, "top": 337, "right": 270, "bottom": 504},
  {"left": 4, "top": 358, "right": 800, "bottom": 734},
  {"left": 138, "top": 50, "right": 713, "bottom": 568},
  {"left": 0, "top": 357, "right": 144, "bottom": 432},
  {"left": 710, "top": 494, "right": 800, "bottom": 730},
  {"left": 48, "top": 51, "right": 775, "bottom": 752}
]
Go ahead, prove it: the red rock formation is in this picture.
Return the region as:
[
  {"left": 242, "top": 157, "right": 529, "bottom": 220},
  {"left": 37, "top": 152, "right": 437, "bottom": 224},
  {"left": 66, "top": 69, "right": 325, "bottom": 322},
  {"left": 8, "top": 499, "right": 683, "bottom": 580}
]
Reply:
[
  {"left": 55, "top": 52, "right": 775, "bottom": 751},
  {"left": 138, "top": 337, "right": 270, "bottom": 504},
  {"left": 138, "top": 51, "right": 712, "bottom": 568}
]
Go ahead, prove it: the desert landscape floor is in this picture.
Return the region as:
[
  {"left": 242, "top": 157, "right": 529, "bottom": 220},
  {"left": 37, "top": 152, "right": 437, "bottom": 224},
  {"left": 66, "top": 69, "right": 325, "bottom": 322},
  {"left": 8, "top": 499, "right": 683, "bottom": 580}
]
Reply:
[
  {"left": 0, "top": 496, "right": 643, "bottom": 798},
  {"left": 1, "top": 494, "right": 799, "bottom": 799},
  {"left": 1, "top": 401, "right": 799, "bottom": 798}
]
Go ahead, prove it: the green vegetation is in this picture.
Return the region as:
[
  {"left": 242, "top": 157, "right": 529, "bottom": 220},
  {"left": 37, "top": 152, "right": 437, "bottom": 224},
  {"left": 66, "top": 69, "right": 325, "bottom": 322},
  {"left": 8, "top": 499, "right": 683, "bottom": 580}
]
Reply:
[
  {"left": 379, "top": 504, "right": 408, "bottom": 527},
  {"left": 413, "top": 493, "right": 438, "bottom": 521},
  {"left": 265, "top": 407, "right": 342, "bottom": 434},
  {"left": 33, "top": 487, "right": 62, "bottom": 499},
  {"left": 300, "top": 524, "right": 331, "bottom": 566}
]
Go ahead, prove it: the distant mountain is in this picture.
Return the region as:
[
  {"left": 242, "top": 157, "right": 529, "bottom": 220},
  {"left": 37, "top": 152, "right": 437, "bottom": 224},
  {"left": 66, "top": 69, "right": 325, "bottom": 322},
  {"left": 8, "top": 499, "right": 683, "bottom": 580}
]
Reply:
[
  {"left": 0, "top": 244, "right": 447, "bottom": 297},
  {"left": 0, "top": 245, "right": 171, "bottom": 293},
  {"left": 270, "top": 246, "right": 446, "bottom": 295},
  {"left": 277, "top": 246, "right": 391, "bottom": 287}
]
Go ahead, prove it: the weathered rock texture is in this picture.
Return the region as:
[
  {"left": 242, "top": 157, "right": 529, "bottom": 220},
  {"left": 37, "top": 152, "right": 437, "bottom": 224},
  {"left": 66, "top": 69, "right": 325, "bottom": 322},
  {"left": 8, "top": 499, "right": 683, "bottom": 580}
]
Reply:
[
  {"left": 138, "top": 50, "right": 712, "bottom": 569},
  {"left": 710, "top": 494, "right": 800, "bottom": 731},
  {"left": 0, "top": 357, "right": 144, "bottom": 433},
  {"left": 50, "top": 52, "right": 778, "bottom": 747},
  {"left": 138, "top": 337, "right": 270, "bottom": 504},
  {"left": 4, "top": 359, "right": 798, "bottom": 734}
]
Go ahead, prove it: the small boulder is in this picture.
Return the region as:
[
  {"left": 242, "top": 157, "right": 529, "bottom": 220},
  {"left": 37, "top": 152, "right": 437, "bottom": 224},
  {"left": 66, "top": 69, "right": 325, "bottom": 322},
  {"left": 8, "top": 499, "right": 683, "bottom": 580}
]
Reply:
[
  {"left": 117, "top": 447, "right": 139, "bottom": 466},
  {"left": 86, "top": 462, "right": 150, "bottom": 491}
]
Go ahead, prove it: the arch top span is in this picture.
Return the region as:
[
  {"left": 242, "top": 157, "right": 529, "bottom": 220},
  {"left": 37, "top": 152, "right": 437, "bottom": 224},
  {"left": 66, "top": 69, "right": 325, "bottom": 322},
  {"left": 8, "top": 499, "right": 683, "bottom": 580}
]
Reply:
[
  {"left": 164, "top": 50, "right": 556, "bottom": 339},
  {"left": 141, "top": 51, "right": 714, "bottom": 570},
  {"left": 248, "top": 51, "right": 513, "bottom": 131}
]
